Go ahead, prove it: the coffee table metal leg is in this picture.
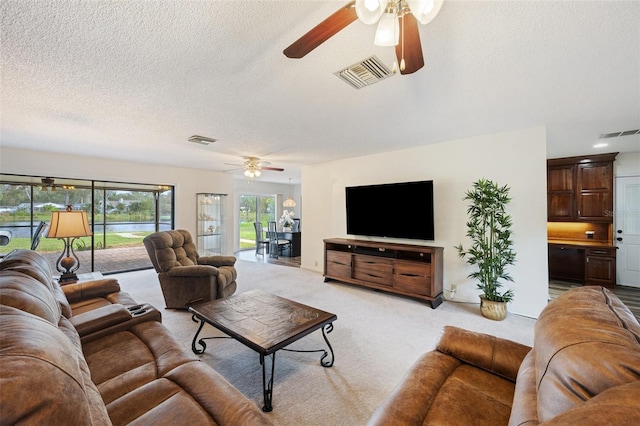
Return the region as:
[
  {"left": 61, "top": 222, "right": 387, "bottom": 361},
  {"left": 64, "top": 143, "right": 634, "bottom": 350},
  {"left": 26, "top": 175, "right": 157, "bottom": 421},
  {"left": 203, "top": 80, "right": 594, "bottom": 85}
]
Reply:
[
  {"left": 190, "top": 314, "right": 207, "bottom": 354},
  {"left": 281, "top": 322, "right": 335, "bottom": 367},
  {"left": 260, "top": 352, "right": 276, "bottom": 412},
  {"left": 320, "top": 322, "right": 335, "bottom": 367}
]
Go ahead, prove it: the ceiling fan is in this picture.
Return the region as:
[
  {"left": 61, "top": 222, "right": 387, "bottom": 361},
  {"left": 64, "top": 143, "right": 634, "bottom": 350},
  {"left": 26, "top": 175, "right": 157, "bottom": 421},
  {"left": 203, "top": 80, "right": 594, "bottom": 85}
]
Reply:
[
  {"left": 224, "top": 157, "right": 284, "bottom": 178},
  {"left": 283, "top": 0, "right": 444, "bottom": 75}
]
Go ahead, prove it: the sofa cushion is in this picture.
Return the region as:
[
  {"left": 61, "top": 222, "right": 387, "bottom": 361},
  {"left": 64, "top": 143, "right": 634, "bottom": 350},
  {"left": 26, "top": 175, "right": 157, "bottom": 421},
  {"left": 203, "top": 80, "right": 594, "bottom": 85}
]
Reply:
[
  {"left": 82, "top": 320, "right": 200, "bottom": 405},
  {"left": 367, "top": 349, "right": 519, "bottom": 426},
  {"left": 1, "top": 249, "right": 72, "bottom": 318},
  {"left": 0, "top": 306, "right": 112, "bottom": 425},
  {"left": 107, "top": 362, "right": 273, "bottom": 425},
  {"left": 83, "top": 319, "right": 272, "bottom": 425},
  {"left": 0, "top": 271, "right": 62, "bottom": 324}
]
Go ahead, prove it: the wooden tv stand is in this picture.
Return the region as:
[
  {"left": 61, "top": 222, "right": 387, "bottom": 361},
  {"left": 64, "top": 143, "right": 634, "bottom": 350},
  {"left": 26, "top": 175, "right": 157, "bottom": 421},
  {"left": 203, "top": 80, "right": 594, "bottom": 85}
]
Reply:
[{"left": 323, "top": 238, "right": 444, "bottom": 308}]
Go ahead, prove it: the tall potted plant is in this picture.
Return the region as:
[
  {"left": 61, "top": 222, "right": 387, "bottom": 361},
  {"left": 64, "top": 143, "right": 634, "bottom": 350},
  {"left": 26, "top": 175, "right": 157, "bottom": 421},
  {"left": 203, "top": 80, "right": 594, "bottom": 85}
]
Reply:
[{"left": 455, "top": 179, "right": 516, "bottom": 320}]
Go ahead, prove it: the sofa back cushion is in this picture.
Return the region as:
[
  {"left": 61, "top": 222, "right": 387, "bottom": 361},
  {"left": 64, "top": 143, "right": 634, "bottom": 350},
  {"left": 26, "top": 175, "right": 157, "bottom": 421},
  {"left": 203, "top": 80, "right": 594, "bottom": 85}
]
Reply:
[
  {"left": 143, "top": 230, "right": 199, "bottom": 273},
  {"left": 0, "top": 306, "right": 112, "bottom": 425},
  {"left": 0, "top": 271, "right": 62, "bottom": 325},
  {"left": 0, "top": 249, "right": 73, "bottom": 319},
  {"left": 533, "top": 286, "right": 640, "bottom": 422}
]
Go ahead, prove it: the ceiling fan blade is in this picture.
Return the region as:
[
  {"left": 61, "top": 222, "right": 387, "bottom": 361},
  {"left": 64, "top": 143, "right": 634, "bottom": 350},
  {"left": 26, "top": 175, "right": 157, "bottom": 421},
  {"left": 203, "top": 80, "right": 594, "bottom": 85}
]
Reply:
[
  {"left": 261, "top": 166, "right": 284, "bottom": 172},
  {"left": 283, "top": 1, "right": 357, "bottom": 59},
  {"left": 396, "top": 12, "right": 424, "bottom": 75}
]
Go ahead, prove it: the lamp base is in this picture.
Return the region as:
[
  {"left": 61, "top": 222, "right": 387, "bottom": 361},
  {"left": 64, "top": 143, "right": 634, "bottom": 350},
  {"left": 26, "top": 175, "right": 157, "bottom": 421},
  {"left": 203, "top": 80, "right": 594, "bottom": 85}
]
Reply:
[{"left": 58, "top": 272, "right": 79, "bottom": 284}]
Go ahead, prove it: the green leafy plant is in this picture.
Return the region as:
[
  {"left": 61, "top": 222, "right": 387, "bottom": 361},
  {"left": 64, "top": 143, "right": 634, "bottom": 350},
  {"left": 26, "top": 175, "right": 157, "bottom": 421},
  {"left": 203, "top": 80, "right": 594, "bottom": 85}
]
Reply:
[{"left": 455, "top": 178, "right": 516, "bottom": 303}]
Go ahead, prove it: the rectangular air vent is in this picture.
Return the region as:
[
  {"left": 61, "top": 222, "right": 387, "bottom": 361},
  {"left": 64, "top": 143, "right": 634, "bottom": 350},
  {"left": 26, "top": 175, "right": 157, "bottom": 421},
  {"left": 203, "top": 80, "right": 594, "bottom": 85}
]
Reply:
[
  {"left": 600, "top": 129, "right": 640, "bottom": 139},
  {"left": 335, "top": 56, "right": 392, "bottom": 89},
  {"left": 188, "top": 135, "right": 217, "bottom": 145}
]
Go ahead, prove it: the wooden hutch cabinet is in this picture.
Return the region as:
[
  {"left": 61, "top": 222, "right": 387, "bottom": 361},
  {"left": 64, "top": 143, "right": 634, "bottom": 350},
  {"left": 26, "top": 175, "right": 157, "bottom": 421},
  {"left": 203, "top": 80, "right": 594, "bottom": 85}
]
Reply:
[
  {"left": 547, "top": 152, "right": 617, "bottom": 222},
  {"left": 324, "top": 238, "right": 444, "bottom": 308},
  {"left": 547, "top": 152, "right": 618, "bottom": 288}
]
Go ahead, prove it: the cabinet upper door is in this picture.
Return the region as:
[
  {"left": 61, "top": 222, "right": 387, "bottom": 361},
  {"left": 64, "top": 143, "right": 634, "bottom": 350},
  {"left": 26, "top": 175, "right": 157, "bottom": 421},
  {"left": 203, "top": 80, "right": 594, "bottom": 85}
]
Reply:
[
  {"left": 547, "top": 165, "right": 576, "bottom": 221},
  {"left": 577, "top": 161, "right": 613, "bottom": 222}
]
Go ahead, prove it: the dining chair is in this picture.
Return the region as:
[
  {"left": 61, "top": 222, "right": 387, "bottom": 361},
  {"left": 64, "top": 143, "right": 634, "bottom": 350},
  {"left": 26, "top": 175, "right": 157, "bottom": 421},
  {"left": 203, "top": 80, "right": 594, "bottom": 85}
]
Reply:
[
  {"left": 267, "top": 221, "right": 291, "bottom": 259},
  {"left": 254, "top": 222, "right": 270, "bottom": 256}
]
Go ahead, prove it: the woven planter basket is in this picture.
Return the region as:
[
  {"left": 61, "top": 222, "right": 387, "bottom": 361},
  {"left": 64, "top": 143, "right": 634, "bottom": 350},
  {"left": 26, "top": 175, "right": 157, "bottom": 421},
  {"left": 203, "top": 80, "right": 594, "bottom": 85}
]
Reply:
[{"left": 480, "top": 297, "right": 508, "bottom": 321}]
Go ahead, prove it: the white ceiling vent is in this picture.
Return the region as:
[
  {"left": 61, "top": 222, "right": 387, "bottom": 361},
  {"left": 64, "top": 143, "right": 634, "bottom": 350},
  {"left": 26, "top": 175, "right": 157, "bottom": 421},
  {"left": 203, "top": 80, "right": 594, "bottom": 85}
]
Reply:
[
  {"left": 599, "top": 129, "right": 640, "bottom": 139},
  {"left": 188, "top": 135, "right": 218, "bottom": 145},
  {"left": 335, "top": 56, "right": 392, "bottom": 89}
]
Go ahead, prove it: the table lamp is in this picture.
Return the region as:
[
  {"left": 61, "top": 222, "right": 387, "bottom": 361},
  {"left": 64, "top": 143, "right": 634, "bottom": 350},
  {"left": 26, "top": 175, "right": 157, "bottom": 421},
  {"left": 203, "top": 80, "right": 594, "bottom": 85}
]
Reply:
[{"left": 46, "top": 205, "right": 93, "bottom": 283}]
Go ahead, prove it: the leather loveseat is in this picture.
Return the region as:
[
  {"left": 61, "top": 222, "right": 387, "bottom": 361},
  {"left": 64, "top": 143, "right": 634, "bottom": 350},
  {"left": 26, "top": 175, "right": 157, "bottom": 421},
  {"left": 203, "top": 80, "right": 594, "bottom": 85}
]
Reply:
[
  {"left": 0, "top": 249, "right": 272, "bottom": 425},
  {"left": 368, "top": 286, "right": 640, "bottom": 425}
]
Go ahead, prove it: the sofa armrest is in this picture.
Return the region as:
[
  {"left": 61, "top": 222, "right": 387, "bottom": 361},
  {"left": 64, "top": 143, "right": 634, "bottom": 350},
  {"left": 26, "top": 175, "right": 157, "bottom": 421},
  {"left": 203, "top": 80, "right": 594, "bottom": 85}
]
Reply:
[
  {"left": 437, "top": 326, "right": 531, "bottom": 382},
  {"left": 69, "top": 304, "right": 133, "bottom": 337},
  {"left": 536, "top": 381, "right": 640, "bottom": 425},
  {"left": 61, "top": 278, "right": 121, "bottom": 303},
  {"left": 198, "top": 255, "right": 236, "bottom": 267},
  {"left": 167, "top": 265, "right": 219, "bottom": 277}
]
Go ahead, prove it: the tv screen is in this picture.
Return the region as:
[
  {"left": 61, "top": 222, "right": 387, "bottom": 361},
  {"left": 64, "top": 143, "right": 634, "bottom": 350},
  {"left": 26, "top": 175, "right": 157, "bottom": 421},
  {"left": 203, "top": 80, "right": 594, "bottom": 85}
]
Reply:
[{"left": 345, "top": 180, "right": 434, "bottom": 240}]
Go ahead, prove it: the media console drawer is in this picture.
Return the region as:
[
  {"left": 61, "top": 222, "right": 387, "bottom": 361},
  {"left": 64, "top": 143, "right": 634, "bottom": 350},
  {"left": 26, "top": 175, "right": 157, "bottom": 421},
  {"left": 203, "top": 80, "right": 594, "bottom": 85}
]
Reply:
[
  {"left": 353, "top": 255, "right": 393, "bottom": 286},
  {"left": 393, "top": 261, "right": 431, "bottom": 295},
  {"left": 323, "top": 238, "right": 444, "bottom": 308},
  {"left": 325, "top": 250, "right": 352, "bottom": 279}
]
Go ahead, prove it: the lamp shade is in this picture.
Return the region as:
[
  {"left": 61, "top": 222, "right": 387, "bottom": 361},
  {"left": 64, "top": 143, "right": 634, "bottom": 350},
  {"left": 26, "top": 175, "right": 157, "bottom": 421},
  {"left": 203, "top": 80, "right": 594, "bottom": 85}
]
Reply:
[
  {"left": 355, "top": 0, "right": 385, "bottom": 24},
  {"left": 407, "top": 0, "right": 444, "bottom": 25},
  {"left": 46, "top": 210, "right": 92, "bottom": 238},
  {"left": 374, "top": 10, "right": 399, "bottom": 46}
]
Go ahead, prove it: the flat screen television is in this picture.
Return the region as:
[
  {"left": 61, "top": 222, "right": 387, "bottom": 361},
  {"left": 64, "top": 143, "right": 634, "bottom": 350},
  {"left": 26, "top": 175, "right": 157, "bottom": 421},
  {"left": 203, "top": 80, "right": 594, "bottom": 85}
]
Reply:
[{"left": 345, "top": 180, "right": 434, "bottom": 240}]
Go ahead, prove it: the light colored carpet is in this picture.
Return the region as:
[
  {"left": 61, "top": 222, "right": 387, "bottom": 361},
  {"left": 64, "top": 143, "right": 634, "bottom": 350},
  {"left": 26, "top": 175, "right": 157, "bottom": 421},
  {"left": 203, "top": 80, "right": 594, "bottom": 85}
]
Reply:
[{"left": 115, "top": 261, "right": 536, "bottom": 426}]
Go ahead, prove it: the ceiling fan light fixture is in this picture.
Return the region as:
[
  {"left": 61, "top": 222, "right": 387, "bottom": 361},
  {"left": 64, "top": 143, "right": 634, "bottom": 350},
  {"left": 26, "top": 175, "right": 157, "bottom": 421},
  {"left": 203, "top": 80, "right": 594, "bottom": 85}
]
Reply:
[
  {"left": 355, "top": 0, "right": 385, "bottom": 24},
  {"left": 407, "top": 0, "right": 443, "bottom": 24},
  {"left": 374, "top": 9, "right": 399, "bottom": 46}
]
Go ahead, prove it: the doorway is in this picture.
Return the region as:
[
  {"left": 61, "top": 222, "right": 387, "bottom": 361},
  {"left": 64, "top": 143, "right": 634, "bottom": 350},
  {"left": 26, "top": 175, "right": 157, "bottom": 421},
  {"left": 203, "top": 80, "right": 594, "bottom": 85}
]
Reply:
[
  {"left": 238, "top": 194, "right": 275, "bottom": 251},
  {"left": 615, "top": 176, "right": 640, "bottom": 287}
]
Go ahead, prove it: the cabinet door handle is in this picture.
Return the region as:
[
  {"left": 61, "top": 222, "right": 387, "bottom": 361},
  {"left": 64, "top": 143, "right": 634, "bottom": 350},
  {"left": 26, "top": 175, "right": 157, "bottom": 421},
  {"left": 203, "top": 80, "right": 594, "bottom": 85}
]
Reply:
[{"left": 617, "top": 237, "right": 623, "bottom": 242}]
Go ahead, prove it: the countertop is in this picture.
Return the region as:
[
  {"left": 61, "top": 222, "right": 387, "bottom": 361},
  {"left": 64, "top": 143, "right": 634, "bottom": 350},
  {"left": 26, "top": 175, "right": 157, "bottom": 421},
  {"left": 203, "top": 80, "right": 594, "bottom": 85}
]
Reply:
[{"left": 548, "top": 239, "right": 616, "bottom": 249}]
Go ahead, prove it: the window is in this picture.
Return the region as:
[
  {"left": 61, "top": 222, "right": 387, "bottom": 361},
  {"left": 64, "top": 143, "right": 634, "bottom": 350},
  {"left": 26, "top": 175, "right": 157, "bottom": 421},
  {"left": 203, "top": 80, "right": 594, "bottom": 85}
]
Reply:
[{"left": 0, "top": 174, "right": 174, "bottom": 275}]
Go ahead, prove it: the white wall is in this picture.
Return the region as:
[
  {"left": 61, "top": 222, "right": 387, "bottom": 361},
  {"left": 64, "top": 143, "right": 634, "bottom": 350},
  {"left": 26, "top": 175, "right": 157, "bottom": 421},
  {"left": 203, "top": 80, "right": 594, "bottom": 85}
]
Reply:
[
  {"left": 0, "top": 147, "right": 237, "bottom": 254},
  {"left": 615, "top": 152, "right": 640, "bottom": 177},
  {"left": 0, "top": 147, "right": 304, "bottom": 254},
  {"left": 300, "top": 126, "right": 549, "bottom": 319}
]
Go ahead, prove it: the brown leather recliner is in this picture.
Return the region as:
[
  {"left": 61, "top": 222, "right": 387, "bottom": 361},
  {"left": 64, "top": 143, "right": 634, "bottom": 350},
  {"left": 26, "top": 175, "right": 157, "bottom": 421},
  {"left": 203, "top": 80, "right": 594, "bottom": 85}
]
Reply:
[{"left": 143, "top": 229, "right": 237, "bottom": 309}]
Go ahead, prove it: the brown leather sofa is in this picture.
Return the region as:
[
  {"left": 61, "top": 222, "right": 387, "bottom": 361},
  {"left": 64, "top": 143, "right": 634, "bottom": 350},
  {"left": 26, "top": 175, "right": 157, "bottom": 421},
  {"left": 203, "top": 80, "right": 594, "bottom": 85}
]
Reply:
[
  {"left": 368, "top": 286, "right": 640, "bottom": 425},
  {"left": 0, "top": 249, "right": 272, "bottom": 425},
  {"left": 143, "top": 229, "right": 237, "bottom": 309}
]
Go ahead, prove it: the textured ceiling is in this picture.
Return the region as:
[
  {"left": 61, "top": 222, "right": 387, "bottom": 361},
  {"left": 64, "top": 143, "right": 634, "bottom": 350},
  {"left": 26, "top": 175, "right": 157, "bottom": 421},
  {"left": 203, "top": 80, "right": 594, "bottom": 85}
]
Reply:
[{"left": 1, "top": 0, "right": 639, "bottom": 183}]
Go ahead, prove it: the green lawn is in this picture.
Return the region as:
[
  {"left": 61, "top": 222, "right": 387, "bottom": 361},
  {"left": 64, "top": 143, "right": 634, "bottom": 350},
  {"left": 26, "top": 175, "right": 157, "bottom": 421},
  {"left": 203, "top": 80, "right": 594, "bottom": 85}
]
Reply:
[
  {"left": 239, "top": 221, "right": 257, "bottom": 249},
  {"left": 3, "top": 232, "right": 153, "bottom": 253}
]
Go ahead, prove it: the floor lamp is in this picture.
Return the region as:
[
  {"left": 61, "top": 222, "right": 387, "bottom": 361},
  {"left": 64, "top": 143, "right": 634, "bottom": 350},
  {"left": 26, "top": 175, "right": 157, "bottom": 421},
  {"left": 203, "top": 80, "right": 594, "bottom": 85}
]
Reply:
[{"left": 46, "top": 206, "right": 93, "bottom": 283}]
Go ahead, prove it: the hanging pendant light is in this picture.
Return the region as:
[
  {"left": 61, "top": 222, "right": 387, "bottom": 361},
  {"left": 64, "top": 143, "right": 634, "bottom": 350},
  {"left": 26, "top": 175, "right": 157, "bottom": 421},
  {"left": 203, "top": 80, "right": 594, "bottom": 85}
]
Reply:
[{"left": 283, "top": 178, "right": 296, "bottom": 208}]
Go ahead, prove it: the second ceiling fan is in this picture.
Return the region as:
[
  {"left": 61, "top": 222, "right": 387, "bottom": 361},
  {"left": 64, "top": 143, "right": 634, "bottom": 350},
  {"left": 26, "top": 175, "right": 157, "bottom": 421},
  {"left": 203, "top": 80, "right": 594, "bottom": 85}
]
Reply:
[
  {"left": 283, "top": 0, "right": 444, "bottom": 75},
  {"left": 225, "top": 156, "right": 284, "bottom": 178}
]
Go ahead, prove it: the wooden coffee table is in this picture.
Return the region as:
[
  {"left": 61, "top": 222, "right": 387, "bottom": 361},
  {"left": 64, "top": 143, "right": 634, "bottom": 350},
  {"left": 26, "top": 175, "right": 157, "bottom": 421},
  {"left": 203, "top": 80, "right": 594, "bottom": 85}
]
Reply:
[{"left": 188, "top": 290, "right": 337, "bottom": 412}]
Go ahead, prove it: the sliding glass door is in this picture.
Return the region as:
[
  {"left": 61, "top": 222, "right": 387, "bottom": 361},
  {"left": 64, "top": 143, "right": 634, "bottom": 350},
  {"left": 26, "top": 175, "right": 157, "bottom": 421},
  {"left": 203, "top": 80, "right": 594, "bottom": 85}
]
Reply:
[
  {"left": 0, "top": 174, "right": 174, "bottom": 274},
  {"left": 239, "top": 194, "right": 275, "bottom": 251}
]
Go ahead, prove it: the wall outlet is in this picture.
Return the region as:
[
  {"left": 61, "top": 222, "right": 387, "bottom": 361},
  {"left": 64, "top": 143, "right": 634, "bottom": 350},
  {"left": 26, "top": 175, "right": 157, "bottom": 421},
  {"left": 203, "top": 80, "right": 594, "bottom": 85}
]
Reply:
[
  {"left": 448, "top": 285, "right": 457, "bottom": 299},
  {"left": 314, "top": 261, "right": 318, "bottom": 267}
]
